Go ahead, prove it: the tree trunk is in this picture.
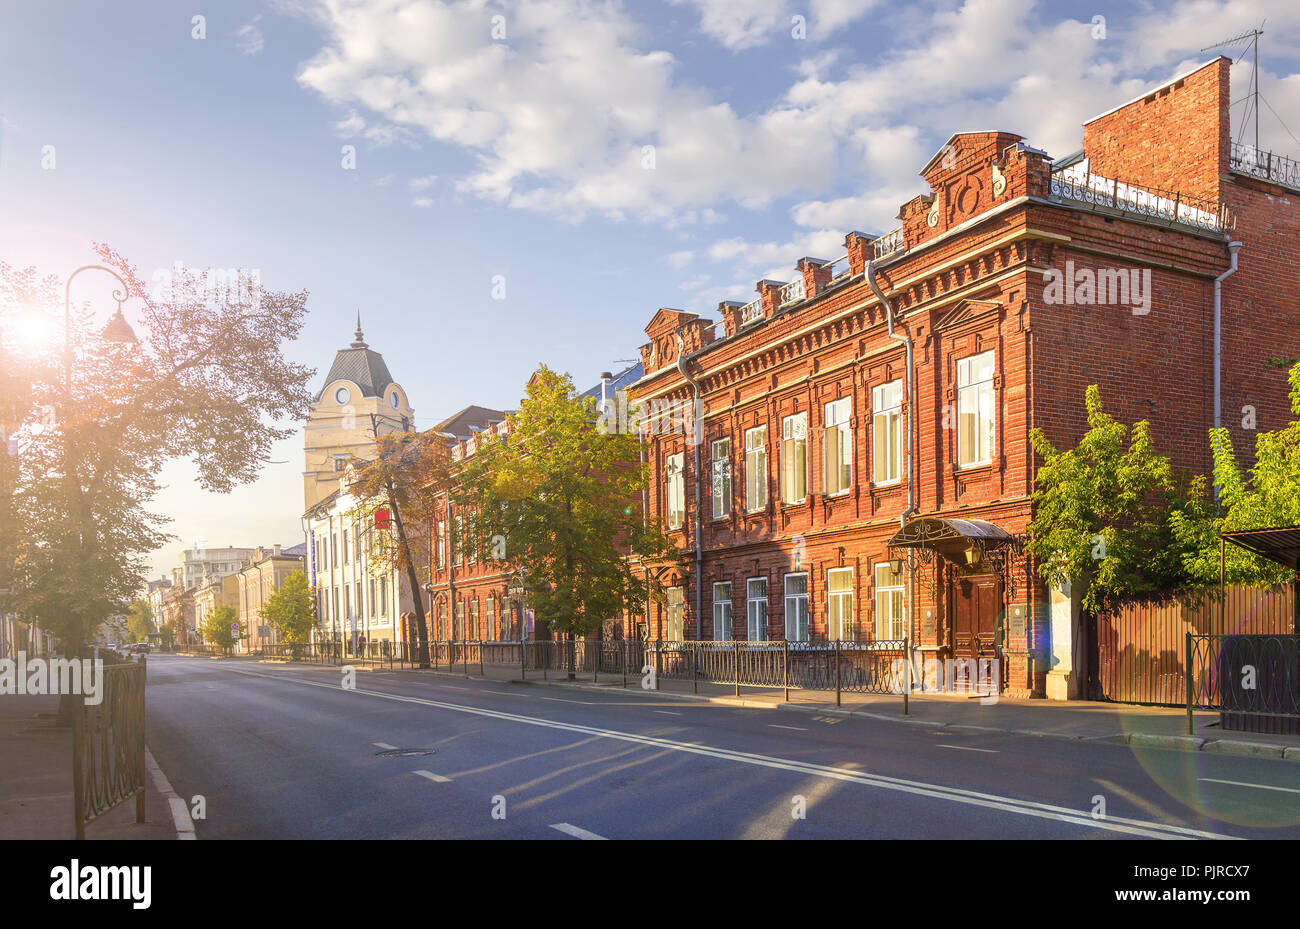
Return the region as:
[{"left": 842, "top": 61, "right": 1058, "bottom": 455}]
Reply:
[
  {"left": 388, "top": 483, "right": 430, "bottom": 668},
  {"left": 567, "top": 636, "right": 576, "bottom": 681}
]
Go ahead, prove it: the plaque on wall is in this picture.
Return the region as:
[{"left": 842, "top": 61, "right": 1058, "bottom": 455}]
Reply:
[
  {"left": 1007, "top": 604, "right": 1026, "bottom": 643},
  {"left": 921, "top": 608, "right": 937, "bottom": 640}
]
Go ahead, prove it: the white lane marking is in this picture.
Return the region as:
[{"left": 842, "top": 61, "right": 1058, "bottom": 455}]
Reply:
[
  {"left": 373, "top": 742, "right": 398, "bottom": 750},
  {"left": 1199, "top": 777, "right": 1300, "bottom": 795},
  {"left": 222, "top": 666, "right": 1233, "bottom": 840},
  {"left": 769, "top": 724, "right": 808, "bottom": 731},
  {"left": 413, "top": 770, "right": 452, "bottom": 783},
  {"left": 654, "top": 710, "right": 683, "bottom": 716},
  {"left": 551, "top": 822, "right": 606, "bottom": 840},
  {"left": 145, "top": 748, "right": 196, "bottom": 840},
  {"left": 938, "top": 744, "right": 999, "bottom": 754}
]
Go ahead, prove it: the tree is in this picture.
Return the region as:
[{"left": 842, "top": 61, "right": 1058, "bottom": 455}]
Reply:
[
  {"left": 1026, "top": 385, "right": 1189, "bottom": 612},
  {"left": 351, "top": 430, "right": 452, "bottom": 667},
  {"left": 259, "top": 570, "right": 316, "bottom": 644},
  {"left": 453, "top": 365, "right": 675, "bottom": 678},
  {"left": 1, "top": 245, "right": 313, "bottom": 661},
  {"left": 201, "top": 604, "right": 241, "bottom": 649},
  {"left": 125, "top": 598, "right": 156, "bottom": 642},
  {"left": 1169, "top": 362, "right": 1300, "bottom": 588}
]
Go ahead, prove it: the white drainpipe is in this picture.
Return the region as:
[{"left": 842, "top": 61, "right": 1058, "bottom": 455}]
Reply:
[
  {"left": 1213, "top": 241, "right": 1243, "bottom": 504},
  {"left": 676, "top": 333, "right": 704, "bottom": 640}
]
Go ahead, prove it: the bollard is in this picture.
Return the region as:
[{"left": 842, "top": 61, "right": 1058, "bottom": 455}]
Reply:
[
  {"left": 734, "top": 639, "right": 740, "bottom": 698},
  {"left": 480, "top": 640, "right": 485, "bottom": 677},
  {"left": 655, "top": 640, "right": 662, "bottom": 691},
  {"left": 835, "top": 639, "right": 841, "bottom": 708},
  {"left": 903, "top": 635, "right": 909, "bottom": 716},
  {"left": 521, "top": 640, "right": 527, "bottom": 682},
  {"left": 783, "top": 639, "right": 789, "bottom": 702},
  {"left": 1185, "top": 632, "right": 1193, "bottom": 735}
]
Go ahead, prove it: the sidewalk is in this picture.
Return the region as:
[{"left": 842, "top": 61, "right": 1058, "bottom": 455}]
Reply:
[
  {"left": 0, "top": 693, "right": 179, "bottom": 840},
  {"left": 330, "top": 655, "right": 1300, "bottom": 761}
]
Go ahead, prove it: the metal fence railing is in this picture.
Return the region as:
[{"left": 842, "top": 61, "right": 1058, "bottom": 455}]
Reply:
[
  {"left": 1186, "top": 633, "right": 1300, "bottom": 734},
  {"left": 73, "top": 654, "right": 147, "bottom": 840}
]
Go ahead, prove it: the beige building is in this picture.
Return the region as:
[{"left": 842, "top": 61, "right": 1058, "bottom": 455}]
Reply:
[
  {"left": 193, "top": 574, "right": 240, "bottom": 645},
  {"left": 304, "top": 470, "right": 412, "bottom": 652},
  {"left": 234, "top": 544, "right": 306, "bottom": 652},
  {"left": 172, "top": 545, "right": 256, "bottom": 591},
  {"left": 303, "top": 317, "right": 413, "bottom": 512}
]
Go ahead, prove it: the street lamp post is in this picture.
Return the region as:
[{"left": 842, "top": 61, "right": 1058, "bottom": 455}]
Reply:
[{"left": 61, "top": 266, "right": 137, "bottom": 657}]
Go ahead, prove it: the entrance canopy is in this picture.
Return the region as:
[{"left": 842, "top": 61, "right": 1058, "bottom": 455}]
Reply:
[
  {"left": 1220, "top": 526, "right": 1300, "bottom": 571},
  {"left": 888, "top": 516, "right": 1016, "bottom": 565}
]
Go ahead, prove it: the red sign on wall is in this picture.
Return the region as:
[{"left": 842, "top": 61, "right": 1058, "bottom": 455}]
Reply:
[{"left": 375, "top": 508, "right": 392, "bottom": 530}]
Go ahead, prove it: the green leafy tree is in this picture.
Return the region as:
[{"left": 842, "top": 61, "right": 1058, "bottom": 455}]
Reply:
[
  {"left": 259, "top": 570, "right": 317, "bottom": 644},
  {"left": 1, "top": 245, "right": 313, "bottom": 662},
  {"left": 453, "top": 365, "right": 675, "bottom": 677},
  {"left": 125, "top": 598, "right": 156, "bottom": 641},
  {"left": 1026, "top": 385, "right": 1188, "bottom": 612},
  {"left": 1169, "top": 362, "right": 1300, "bottom": 587},
  {"left": 351, "top": 430, "right": 451, "bottom": 667},
  {"left": 201, "top": 604, "right": 241, "bottom": 649}
]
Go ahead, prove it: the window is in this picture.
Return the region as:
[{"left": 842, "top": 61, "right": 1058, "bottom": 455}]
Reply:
[
  {"left": 470, "top": 600, "right": 480, "bottom": 639},
  {"left": 467, "top": 513, "right": 478, "bottom": 564},
  {"left": 455, "top": 515, "right": 465, "bottom": 564},
  {"left": 666, "top": 587, "right": 685, "bottom": 641},
  {"left": 957, "top": 350, "right": 995, "bottom": 467},
  {"left": 355, "top": 581, "right": 363, "bottom": 621},
  {"left": 455, "top": 602, "right": 465, "bottom": 640},
  {"left": 666, "top": 452, "right": 685, "bottom": 530},
  {"left": 873, "top": 381, "right": 903, "bottom": 485},
  {"left": 438, "top": 601, "right": 448, "bottom": 640},
  {"left": 828, "top": 568, "right": 854, "bottom": 640},
  {"left": 784, "top": 573, "right": 809, "bottom": 642},
  {"left": 746, "top": 577, "right": 768, "bottom": 641},
  {"left": 341, "top": 530, "right": 349, "bottom": 565},
  {"left": 486, "top": 597, "right": 496, "bottom": 640},
  {"left": 712, "top": 582, "right": 732, "bottom": 640},
  {"left": 378, "top": 577, "right": 387, "bottom": 616},
  {"left": 343, "top": 585, "right": 351, "bottom": 621},
  {"left": 745, "top": 427, "right": 767, "bottom": 512},
  {"left": 368, "top": 579, "right": 375, "bottom": 617},
  {"left": 874, "top": 562, "right": 905, "bottom": 642},
  {"left": 711, "top": 438, "right": 731, "bottom": 519},
  {"left": 780, "top": 413, "right": 807, "bottom": 504},
  {"left": 824, "top": 398, "right": 852, "bottom": 496},
  {"left": 437, "top": 520, "right": 446, "bottom": 569},
  {"left": 354, "top": 528, "right": 361, "bottom": 562},
  {"left": 332, "top": 587, "right": 339, "bottom": 624}
]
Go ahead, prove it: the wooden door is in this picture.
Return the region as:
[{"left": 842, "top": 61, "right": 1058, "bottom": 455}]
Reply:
[{"left": 951, "top": 574, "right": 1001, "bottom": 692}]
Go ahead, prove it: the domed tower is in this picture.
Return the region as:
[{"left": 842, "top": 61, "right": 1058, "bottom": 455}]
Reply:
[{"left": 303, "top": 314, "right": 414, "bottom": 512}]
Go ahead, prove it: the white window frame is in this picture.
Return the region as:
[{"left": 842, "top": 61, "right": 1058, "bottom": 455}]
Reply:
[
  {"left": 666, "top": 452, "right": 685, "bottom": 530},
  {"left": 711, "top": 438, "right": 731, "bottom": 519},
  {"left": 827, "top": 567, "right": 854, "bottom": 641},
  {"left": 666, "top": 586, "right": 685, "bottom": 642},
  {"left": 957, "top": 350, "right": 996, "bottom": 468},
  {"left": 784, "top": 573, "right": 809, "bottom": 643},
  {"left": 712, "top": 582, "right": 732, "bottom": 640},
  {"left": 874, "top": 562, "right": 906, "bottom": 643},
  {"left": 872, "top": 380, "right": 903, "bottom": 486},
  {"left": 780, "top": 413, "right": 808, "bottom": 505},
  {"left": 746, "top": 577, "right": 768, "bottom": 641},
  {"left": 745, "top": 426, "right": 767, "bottom": 513},
  {"left": 824, "top": 398, "right": 852, "bottom": 496}
]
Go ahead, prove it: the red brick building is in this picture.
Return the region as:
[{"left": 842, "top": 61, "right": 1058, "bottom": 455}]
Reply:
[{"left": 628, "top": 57, "right": 1300, "bottom": 699}]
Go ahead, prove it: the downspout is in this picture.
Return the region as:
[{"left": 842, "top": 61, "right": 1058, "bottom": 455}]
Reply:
[
  {"left": 676, "top": 333, "right": 704, "bottom": 640},
  {"left": 865, "top": 257, "right": 916, "bottom": 528},
  {"left": 1213, "top": 240, "right": 1243, "bottom": 504},
  {"left": 867, "top": 255, "right": 917, "bottom": 676}
]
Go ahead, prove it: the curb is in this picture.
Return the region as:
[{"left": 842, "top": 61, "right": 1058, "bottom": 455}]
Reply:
[
  {"left": 1128, "top": 733, "right": 1206, "bottom": 752},
  {"left": 144, "top": 748, "right": 196, "bottom": 840},
  {"left": 1202, "top": 739, "right": 1287, "bottom": 759}
]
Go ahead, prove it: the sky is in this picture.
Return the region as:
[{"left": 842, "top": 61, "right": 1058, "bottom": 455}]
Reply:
[{"left": 2, "top": 0, "right": 1300, "bottom": 585}]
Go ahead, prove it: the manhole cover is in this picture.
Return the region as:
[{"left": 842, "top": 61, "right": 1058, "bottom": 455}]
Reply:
[{"left": 375, "top": 748, "right": 436, "bottom": 757}]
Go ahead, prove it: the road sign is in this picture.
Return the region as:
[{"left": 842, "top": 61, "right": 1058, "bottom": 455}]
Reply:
[{"left": 230, "top": 621, "right": 240, "bottom": 636}]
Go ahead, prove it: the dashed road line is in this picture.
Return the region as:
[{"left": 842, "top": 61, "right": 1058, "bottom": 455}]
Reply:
[
  {"left": 551, "top": 822, "right": 606, "bottom": 840},
  {"left": 413, "top": 770, "right": 452, "bottom": 783},
  {"left": 937, "top": 744, "right": 999, "bottom": 753},
  {"left": 1199, "top": 777, "right": 1300, "bottom": 795}
]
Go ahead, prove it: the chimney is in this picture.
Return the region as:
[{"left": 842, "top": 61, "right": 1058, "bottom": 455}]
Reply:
[
  {"left": 273, "top": 543, "right": 281, "bottom": 557},
  {"left": 844, "top": 232, "right": 871, "bottom": 277},
  {"left": 797, "top": 257, "right": 833, "bottom": 299}
]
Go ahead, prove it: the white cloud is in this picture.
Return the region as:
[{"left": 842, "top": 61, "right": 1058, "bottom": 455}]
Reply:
[
  {"left": 412, "top": 197, "right": 434, "bottom": 207},
  {"left": 236, "top": 16, "right": 265, "bottom": 55},
  {"left": 409, "top": 174, "right": 437, "bottom": 190},
  {"left": 667, "top": 250, "right": 694, "bottom": 268}
]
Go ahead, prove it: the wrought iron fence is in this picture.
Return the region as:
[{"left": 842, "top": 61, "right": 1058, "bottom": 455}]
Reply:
[
  {"left": 73, "top": 656, "right": 147, "bottom": 840},
  {"left": 1229, "top": 142, "right": 1300, "bottom": 190},
  {"left": 1048, "top": 166, "right": 1228, "bottom": 233},
  {"left": 1186, "top": 633, "right": 1300, "bottom": 734}
]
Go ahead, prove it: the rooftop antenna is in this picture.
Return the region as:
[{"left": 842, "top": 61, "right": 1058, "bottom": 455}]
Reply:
[{"left": 1202, "top": 21, "right": 1265, "bottom": 152}]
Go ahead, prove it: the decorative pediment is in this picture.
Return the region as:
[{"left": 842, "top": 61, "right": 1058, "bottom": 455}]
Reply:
[
  {"left": 934, "top": 299, "right": 1002, "bottom": 332},
  {"left": 645, "top": 307, "right": 699, "bottom": 339}
]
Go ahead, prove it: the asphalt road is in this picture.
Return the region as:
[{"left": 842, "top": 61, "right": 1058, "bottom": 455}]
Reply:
[{"left": 144, "top": 655, "right": 1300, "bottom": 840}]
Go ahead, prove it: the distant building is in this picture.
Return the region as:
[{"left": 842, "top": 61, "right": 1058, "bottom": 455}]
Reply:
[{"left": 234, "top": 544, "right": 306, "bottom": 652}]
